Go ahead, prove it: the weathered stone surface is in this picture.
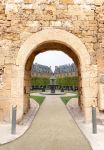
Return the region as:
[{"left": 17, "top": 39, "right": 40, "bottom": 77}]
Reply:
[
  {"left": 60, "top": 0, "right": 74, "bottom": 4},
  {"left": 0, "top": 0, "right": 104, "bottom": 122},
  {"left": 24, "top": 0, "right": 33, "bottom": 4},
  {"left": 34, "top": 4, "right": 56, "bottom": 21}
]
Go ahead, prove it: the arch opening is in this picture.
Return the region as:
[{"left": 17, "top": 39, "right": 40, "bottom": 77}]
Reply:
[
  {"left": 24, "top": 42, "right": 81, "bottom": 115},
  {"left": 11, "top": 29, "right": 97, "bottom": 122}
]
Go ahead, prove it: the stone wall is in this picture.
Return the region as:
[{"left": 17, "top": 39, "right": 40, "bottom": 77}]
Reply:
[
  {"left": 0, "top": 0, "right": 104, "bottom": 122},
  {"left": 0, "top": 0, "right": 103, "bottom": 65},
  {"left": 0, "top": 1, "right": 103, "bottom": 59},
  {"left": 95, "top": 4, "right": 104, "bottom": 72}
]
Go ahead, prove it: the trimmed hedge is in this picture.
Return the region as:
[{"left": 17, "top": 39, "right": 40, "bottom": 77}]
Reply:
[
  {"left": 56, "top": 77, "right": 78, "bottom": 86},
  {"left": 31, "top": 77, "right": 50, "bottom": 86},
  {"left": 31, "top": 76, "right": 78, "bottom": 87}
]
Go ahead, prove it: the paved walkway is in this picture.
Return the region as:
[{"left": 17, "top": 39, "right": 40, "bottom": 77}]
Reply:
[{"left": 0, "top": 95, "right": 92, "bottom": 150}]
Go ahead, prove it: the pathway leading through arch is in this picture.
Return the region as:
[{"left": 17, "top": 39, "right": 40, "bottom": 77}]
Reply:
[
  {"left": 0, "top": 94, "right": 92, "bottom": 150},
  {"left": 12, "top": 29, "right": 97, "bottom": 122}
]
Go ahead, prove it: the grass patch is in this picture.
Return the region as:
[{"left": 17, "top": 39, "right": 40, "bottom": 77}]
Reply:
[
  {"left": 30, "top": 95, "right": 45, "bottom": 105},
  {"left": 61, "top": 95, "right": 78, "bottom": 105},
  {"left": 30, "top": 90, "right": 42, "bottom": 93},
  {"left": 68, "top": 91, "right": 78, "bottom": 94}
]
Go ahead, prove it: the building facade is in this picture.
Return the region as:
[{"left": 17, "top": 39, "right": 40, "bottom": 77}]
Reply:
[
  {"left": 31, "top": 63, "right": 53, "bottom": 77},
  {"left": 54, "top": 63, "right": 77, "bottom": 77},
  {"left": 31, "top": 63, "right": 77, "bottom": 78}
]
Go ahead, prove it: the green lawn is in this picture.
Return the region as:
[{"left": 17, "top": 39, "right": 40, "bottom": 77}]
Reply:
[
  {"left": 61, "top": 95, "right": 78, "bottom": 105},
  {"left": 30, "top": 95, "right": 45, "bottom": 105},
  {"left": 67, "top": 91, "right": 78, "bottom": 94},
  {"left": 30, "top": 90, "right": 42, "bottom": 93}
]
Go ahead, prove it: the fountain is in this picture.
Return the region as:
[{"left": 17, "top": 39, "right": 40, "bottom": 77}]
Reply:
[
  {"left": 40, "top": 74, "right": 65, "bottom": 95},
  {"left": 49, "top": 75, "right": 56, "bottom": 94}
]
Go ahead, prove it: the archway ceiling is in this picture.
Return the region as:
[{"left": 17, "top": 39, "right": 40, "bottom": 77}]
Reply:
[{"left": 25, "top": 42, "right": 80, "bottom": 71}]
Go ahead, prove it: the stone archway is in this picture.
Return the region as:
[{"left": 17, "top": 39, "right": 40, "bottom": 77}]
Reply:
[{"left": 11, "top": 29, "right": 98, "bottom": 122}]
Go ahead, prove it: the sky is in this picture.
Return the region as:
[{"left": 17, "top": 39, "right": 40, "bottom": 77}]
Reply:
[{"left": 33, "top": 51, "right": 73, "bottom": 71}]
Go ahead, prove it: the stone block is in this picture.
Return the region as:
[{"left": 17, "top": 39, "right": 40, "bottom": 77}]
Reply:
[
  {"left": 26, "top": 21, "right": 39, "bottom": 27},
  {"left": 0, "top": 4, "right": 5, "bottom": 14},
  {"left": 68, "top": 5, "right": 82, "bottom": 15},
  {"left": 0, "top": 89, "right": 11, "bottom": 97},
  {"left": 84, "top": 107, "right": 92, "bottom": 122},
  {"left": 24, "top": 0, "right": 33, "bottom": 4},
  {"left": 4, "top": 77, "right": 11, "bottom": 90},
  {"left": 22, "top": 4, "right": 33, "bottom": 9},
  {"left": 50, "top": 21, "right": 62, "bottom": 27},
  {"left": 5, "top": 4, "right": 18, "bottom": 13},
  {"left": 0, "top": 56, "right": 4, "bottom": 66},
  {"left": 15, "top": 0, "right": 23, "bottom": 3},
  {"left": 39, "top": 21, "right": 49, "bottom": 27},
  {"left": 98, "top": 84, "right": 104, "bottom": 110},
  {"left": 20, "top": 31, "right": 32, "bottom": 41},
  {"left": 0, "top": 100, "right": 10, "bottom": 122},
  {"left": 60, "top": 0, "right": 74, "bottom": 4},
  {"left": 56, "top": 4, "right": 68, "bottom": 10},
  {"left": 56, "top": 10, "right": 72, "bottom": 19},
  {"left": 83, "top": 97, "right": 97, "bottom": 107},
  {"left": 35, "top": 4, "right": 56, "bottom": 21},
  {"left": 94, "top": 0, "right": 104, "bottom": 5},
  {"left": 83, "top": 86, "right": 98, "bottom": 98}
]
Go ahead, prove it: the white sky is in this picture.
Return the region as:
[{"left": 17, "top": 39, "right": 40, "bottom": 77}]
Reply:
[{"left": 33, "top": 51, "right": 73, "bottom": 71}]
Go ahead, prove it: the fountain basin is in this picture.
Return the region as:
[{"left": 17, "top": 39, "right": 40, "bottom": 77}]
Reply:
[{"left": 40, "top": 91, "right": 65, "bottom": 95}]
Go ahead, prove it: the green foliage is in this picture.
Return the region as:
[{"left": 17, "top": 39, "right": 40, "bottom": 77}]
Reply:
[
  {"left": 31, "top": 76, "right": 78, "bottom": 87},
  {"left": 31, "top": 77, "right": 50, "bottom": 86},
  {"left": 30, "top": 95, "right": 45, "bottom": 105},
  {"left": 56, "top": 76, "right": 78, "bottom": 86},
  {"left": 61, "top": 95, "right": 78, "bottom": 105}
]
